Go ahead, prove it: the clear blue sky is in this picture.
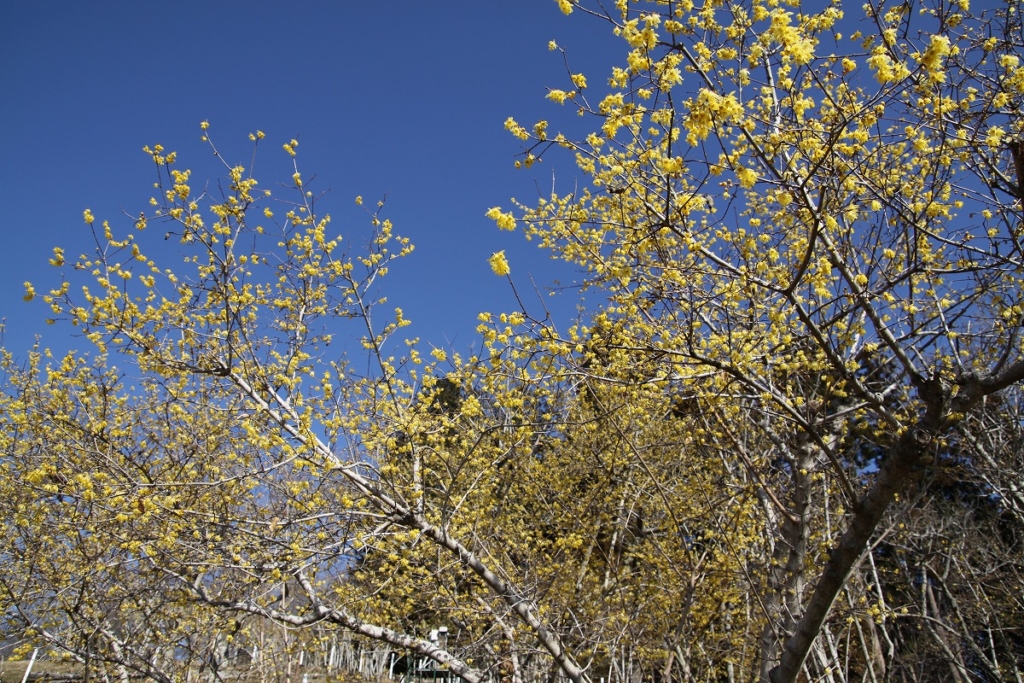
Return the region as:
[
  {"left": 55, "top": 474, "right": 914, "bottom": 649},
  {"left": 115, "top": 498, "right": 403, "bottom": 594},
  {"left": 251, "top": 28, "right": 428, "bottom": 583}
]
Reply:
[{"left": 0, "top": 2, "right": 621, "bottom": 359}]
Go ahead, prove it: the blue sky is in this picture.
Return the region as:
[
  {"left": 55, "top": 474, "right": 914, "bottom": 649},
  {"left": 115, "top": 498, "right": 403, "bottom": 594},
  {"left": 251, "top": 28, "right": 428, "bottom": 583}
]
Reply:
[{"left": 0, "top": 2, "right": 621, "bottom": 359}]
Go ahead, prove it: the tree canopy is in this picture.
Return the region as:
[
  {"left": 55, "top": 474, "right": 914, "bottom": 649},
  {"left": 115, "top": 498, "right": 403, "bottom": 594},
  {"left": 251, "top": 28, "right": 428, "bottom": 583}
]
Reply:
[{"left": 3, "top": 1, "right": 1023, "bottom": 682}]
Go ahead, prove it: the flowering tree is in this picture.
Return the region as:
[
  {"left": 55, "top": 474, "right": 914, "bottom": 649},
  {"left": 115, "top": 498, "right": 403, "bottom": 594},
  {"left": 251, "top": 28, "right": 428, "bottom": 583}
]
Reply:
[
  {"left": 490, "top": 0, "right": 1024, "bottom": 680},
  {"left": 3, "top": 1, "right": 1024, "bottom": 682}
]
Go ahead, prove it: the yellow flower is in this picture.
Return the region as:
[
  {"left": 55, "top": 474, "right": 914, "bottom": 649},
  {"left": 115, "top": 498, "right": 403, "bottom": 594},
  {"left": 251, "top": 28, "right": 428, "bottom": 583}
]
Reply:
[
  {"left": 919, "top": 34, "right": 951, "bottom": 83},
  {"left": 83, "top": 209, "right": 95, "bottom": 225},
  {"left": 23, "top": 282, "right": 35, "bottom": 302},
  {"left": 504, "top": 117, "right": 530, "bottom": 141},
  {"left": 547, "top": 89, "right": 570, "bottom": 105},
  {"left": 986, "top": 127, "right": 1005, "bottom": 149},
  {"left": 488, "top": 251, "right": 511, "bottom": 276},
  {"left": 486, "top": 207, "right": 517, "bottom": 231},
  {"left": 737, "top": 167, "right": 758, "bottom": 188},
  {"left": 768, "top": 11, "right": 815, "bottom": 65},
  {"left": 200, "top": 120, "right": 209, "bottom": 130}
]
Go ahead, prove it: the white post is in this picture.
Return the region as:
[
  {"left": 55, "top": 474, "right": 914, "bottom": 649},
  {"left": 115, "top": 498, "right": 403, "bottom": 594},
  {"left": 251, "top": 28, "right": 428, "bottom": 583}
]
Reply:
[{"left": 20, "top": 649, "right": 39, "bottom": 683}]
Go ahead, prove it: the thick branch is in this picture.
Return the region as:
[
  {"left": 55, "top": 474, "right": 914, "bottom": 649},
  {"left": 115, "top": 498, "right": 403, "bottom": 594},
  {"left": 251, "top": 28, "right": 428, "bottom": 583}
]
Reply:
[
  {"left": 769, "top": 423, "right": 935, "bottom": 683},
  {"left": 770, "top": 359, "right": 1024, "bottom": 683}
]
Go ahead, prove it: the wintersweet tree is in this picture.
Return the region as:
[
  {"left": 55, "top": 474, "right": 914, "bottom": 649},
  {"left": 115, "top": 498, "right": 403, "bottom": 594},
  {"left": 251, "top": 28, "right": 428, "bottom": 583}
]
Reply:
[
  {"left": 489, "top": 0, "right": 1024, "bottom": 680},
  {"left": 4, "top": 128, "right": 588, "bottom": 683},
  {"left": 3, "top": 1, "right": 1024, "bottom": 682}
]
